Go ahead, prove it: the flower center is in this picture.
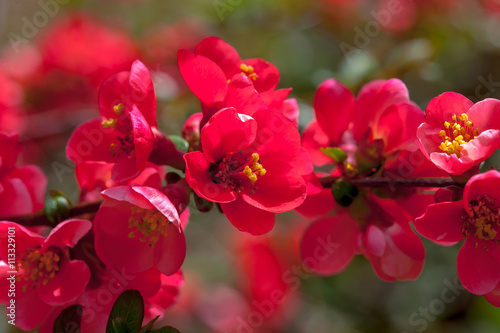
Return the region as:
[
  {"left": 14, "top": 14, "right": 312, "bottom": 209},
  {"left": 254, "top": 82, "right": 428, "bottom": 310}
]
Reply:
[
  {"left": 19, "top": 248, "right": 61, "bottom": 291},
  {"left": 128, "top": 206, "right": 169, "bottom": 247},
  {"left": 102, "top": 103, "right": 135, "bottom": 158},
  {"left": 240, "top": 63, "right": 259, "bottom": 81},
  {"left": 461, "top": 195, "right": 500, "bottom": 244},
  {"left": 211, "top": 152, "right": 266, "bottom": 194},
  {"left": 439, "top": 113, "right": 479, "bottom": 157}
]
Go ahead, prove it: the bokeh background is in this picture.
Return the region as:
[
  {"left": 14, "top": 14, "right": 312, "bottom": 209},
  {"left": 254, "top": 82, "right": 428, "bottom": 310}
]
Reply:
[{"left": 1, "top": 0, "right": 500, "bottom": 332}]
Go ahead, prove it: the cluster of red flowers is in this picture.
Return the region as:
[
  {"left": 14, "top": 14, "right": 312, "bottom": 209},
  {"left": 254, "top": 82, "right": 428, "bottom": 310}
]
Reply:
[{"left": 1, "top": 31, "right": 500, "bottom": 332}]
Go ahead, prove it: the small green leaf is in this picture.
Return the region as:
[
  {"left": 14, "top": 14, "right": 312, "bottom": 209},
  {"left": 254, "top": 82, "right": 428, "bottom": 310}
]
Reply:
[
  {"left": 148, "top": 327, "right": 181, "bottom": 333},
  {"left": 111, "top": 317, "right": 130, "bottom": 333},
  {"left": 332, "top": 180, "right": 359, "bottom": 207},
  {"left": 53, "top": 304, "right": 82, "bottom": 333},
  {"left": 44, "top": 190, "right": 72, "bottom": 225},
  {"left": 138, "top": 316, "right": 160, "bottom": 333},
  {"left": 320, "top": 147, "right": 348, "bottom": 163},
  {"left": 168, "top": 135, "right": 189, "bottom": 152},
  {"left": 106, "top": 290, "right": 144, "bottom": 333}
]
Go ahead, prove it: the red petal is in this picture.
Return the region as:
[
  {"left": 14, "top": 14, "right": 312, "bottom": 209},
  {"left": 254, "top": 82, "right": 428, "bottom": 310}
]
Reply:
[
  {"left": 364, "top": 225, "right": 386, "bottom": 257},
  {"left": 38, "top": 259, "right": 90, "bottom": 305},
  {"left": 127, "top": 60, "right": 157, "bottom": 127},
  {"left": 155, "top": 224, "right": 186, "bottom": 276},
  {"left": 194, "top": 36, "right": 241, "bottom": 79},
  {"left": 375, "top": 102, "right": 424, "bottom": 154},
  {"left": 314, "top": 79, "right": 355, "bottom": 144},
  {"left": 414, "top": 201, "right": 465, "bottom": 245},
  {"left": 221, "top": 198, "right": 275, "bottom": 235},
  {"left": 201, "top": 107, "right": 257, "bottom": 162},
  {"left": 43, "top": 219, "right": 92, "bottom": 250},
  {"left": 66, "top": 118, "right": 120, "bottom": 164},
  {"left": 184, "top": 151, "right": 237, "bottom": 203},
  {"left": 111, "top": 157, "right": 141, "bottom": 183},
  {"left": 300, "top": 215, "right": 358, "bottom": 275},
  {"left": 301, "top": 120, "right": 332, "bottom": 166},
  {"left": 102, "top": 186, "right": 155, "bottom": 210},
  {"left": 223, "top": 75, "right": 267, "bottom": 117},
  {"left": 132, "top": 185, "right": 180, "bottom": 227},
  {"left": 457, "top": 237, "right": 500, "bottom": 295},
  {"left": 178, "top": 49, "right": 228, "bottom": 104},
  {"left": 129, "top": 105, "right": 154, "bottom": 170},
  {"left": 0, "top": 177, "right": 33, "bottom": 216},
  {"left": 0, "top": 222, "right": 44, "bottom": 262},
  {"left": 424, "top": 92, "right": 474, "bottom": 127},
  {"left": 461, "top": 129, "right": 500, "bottom": 164},
  {"left": 467, "top": 98, "right": 500, "bottom": 131},
  {"left": 244, "top": 58, "right": 280, "bottom": 92},
  {"left": 7, "top": 165, "right": 47, "bottom": 212},
  {"left": 429, "top": 151, "right": 475, "bottom": 175},
  {"left": 463, "top": 170, "right": 500, "bottom": 215}
]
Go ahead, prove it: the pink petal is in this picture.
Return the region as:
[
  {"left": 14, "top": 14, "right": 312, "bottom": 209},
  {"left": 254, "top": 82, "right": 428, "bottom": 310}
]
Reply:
[
  {"left": 221, "top": 198, "right": 275, "bottom": 235},
  {"left": 131, "top": 185, "right": 180, "bottom": 227},
  {"left": 461, "top": 97, "right": 500, "bottom": 131},
  {"left": 429, "top": 151, "right": 475, "bottom": 175},
  {"left": 0, "top": 222, "right": 44, "bottom": 264},
  {"left": 364, "top": 225, "right": 386, "bottom": 257},
  {"left": 7, "top": 166, "right": 47, "bottom": 212},
  {"left": 424, "top": 92, "right": 473, "bottom": 127},
  {"left": 461, "top": 129, "right": 500, "bottom": 163},
  {"left": 127, "top": 60, "right": 157, "bottom": 127},
  {"left": 414, "top": 201, "right": 465, "bottom": 245},
  {"left": 102, "top": 186, "right": 155, "bottom": 210},
  {"left": 300, "top": 215, "right": 358, "bottom": 275},
  {"left": 301, "top": 120, "right": 333, "bottom": 166}
]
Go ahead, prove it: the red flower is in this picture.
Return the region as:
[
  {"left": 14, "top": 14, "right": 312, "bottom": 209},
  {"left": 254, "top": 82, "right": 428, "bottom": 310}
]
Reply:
[
  {"left": 38, "top": 13, "right": 138, "bottom": 88},
  {"left": 0, "top": 133, "right": 47, "bottom": 217},
  {"left": 415, "top": 170, "right": 500, "bottom": 295},
  {"left": 93, "top": 185, "right": 186, "bottom": 276},
  {"left": 66, "top": 60, "right": 158, "bottom": 182},
  {"left": 0, "top": 219, "right": 91, "bottom": 331},
  {"left": 184, "top": 107, "right": 310, "bottom": 235},
  {"left": 417, "top": 92, "right": 500, "bottom": 175},
  {"left": 302, "top": 78, "right": 423, "bottom": 167},
  {"left": 301, "top": 195, "right": 425, "bottom": 281},
  {"left": 177, "top": 39, "right": 297, "bottom": 128},
  {"left": 75, "top": 161, "right": 164, "bottom": 202},
  {"left": 193, "top": 37, "right": 279, "bottom": 93}
]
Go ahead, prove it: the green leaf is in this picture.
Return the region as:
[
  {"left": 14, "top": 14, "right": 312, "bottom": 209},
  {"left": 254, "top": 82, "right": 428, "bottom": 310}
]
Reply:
[
  {"left": 168, "top": 135, "right": 189, "bottom": 152},
  {"left": 111, "top": 317, "right": 131, "bottom": 333},
  {"left": 138, "top": 316, "right": 160, "bottom": 333},
  {"left": 106, "top": 290, "right": 144, "bottom": 333},
  {"left": 331, "top": 180, "right": 359, "bottom": 207},
  {"left": 53, "top": 304, "right": 82, "bottom": 333},
  {"left": 44, "top": 190, "right": 72, "bottom": 225},
  {"left": 320, "top": 147, "right": 347, "bottom": 163},
  {"left": 148, "top": 327, "right": 181, "bottom": 333}
]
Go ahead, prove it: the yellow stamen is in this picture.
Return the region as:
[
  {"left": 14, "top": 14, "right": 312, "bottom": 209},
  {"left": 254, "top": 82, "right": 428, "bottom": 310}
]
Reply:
[
  {"left": 438, "top": 113, "right": 479, "bottom": 157},
  {"left": 19, "top": 249, "right": 61, "bottom": 290},
  {"left": 462, "top": 195, "right": 500, "bottom": 246},
  {"left": 128, "top": 207, "right": 169, "bottom": 247},
  {"left": 240, "top": 63, "right": 259, "bottom": 81},
  {"left": 113, "top": 103, "right": 124, "bottom": 114},
  {"left": 102, "top": 118, "right": 117, "bottom": 129}
]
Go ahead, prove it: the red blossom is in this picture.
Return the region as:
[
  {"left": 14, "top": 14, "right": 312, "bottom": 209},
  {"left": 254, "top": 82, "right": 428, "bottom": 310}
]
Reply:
[
  {"left": 301, "top": 194, "right": 425, "bottom": 281},
  {"left": 66, "top": 60, "right": 158, "bottom": 182},
  {"left": 0, "top": 219, "right": 91, "bottom": 331},
  {"left": 93, "top": 185, "right": 186, "bottom": 276},
  {"left": 415, "top": 170, "right": 500, "bottom": 296},
  {"left": 0, "top": 133, "right": 47, "bottom": 217},
  {"left": 184, "top": 107, "right": 310, "bottom": 235},
  {"left": 417, "top": 92, "right": 500, "bottom": 175}
]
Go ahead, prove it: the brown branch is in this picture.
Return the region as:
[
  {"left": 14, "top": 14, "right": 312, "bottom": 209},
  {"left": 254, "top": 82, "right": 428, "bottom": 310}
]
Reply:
[
  {"left": 319, "top": 177, "right": 458, "bottom": 189},
  {"left": 2, "top": 200, "right": 103, "bottom": 227}
]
